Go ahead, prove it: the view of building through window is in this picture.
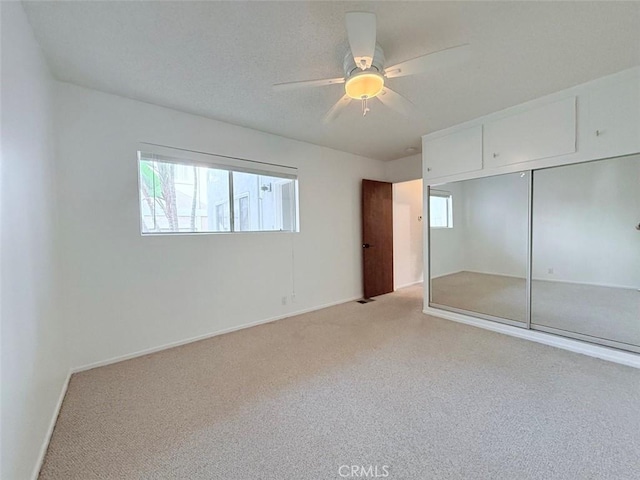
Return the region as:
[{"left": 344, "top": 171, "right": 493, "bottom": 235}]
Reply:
[
  {"left": 139, "top": 155, "right": 297, "bottom": 234},
  {"left": 429, "top": 190, "right": 453, "bottom": 228},
  {"left": 232, "top": 171, "right": 296, "bottom": 232}
]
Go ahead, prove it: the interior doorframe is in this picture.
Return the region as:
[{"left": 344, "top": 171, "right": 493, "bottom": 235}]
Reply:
[{"left": 390, "top": 178, "right": 426, "bottom": 293}]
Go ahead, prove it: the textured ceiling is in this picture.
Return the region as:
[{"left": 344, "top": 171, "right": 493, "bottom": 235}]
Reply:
[{"left": 23, "top": 1, "right": 640, "bottom": 161}]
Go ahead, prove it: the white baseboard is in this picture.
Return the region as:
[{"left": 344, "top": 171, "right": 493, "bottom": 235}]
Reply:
[
  {"left": 462, "top": 270, "right": 525, "bottom": 279},
  {"left": 394, "top": 280, "right": 423, "bottom": 290},
  {"left": 72, "top": 295, "right": 362, "bottom": 373},
  {"left": 33, "top": 295, "right": 361, "bottom": 478},
  {"left": 531, "top": 276, "right": 639, "bottom": 290},
  {"left": 431, "top": 270, "right": 640, "bottom": 290},
  {"left": 31, "top": 369, "right": 72, "bottom": 480},
  {"left": 430, "top": 270, "right": 463, "bottom": 280},
  {"left": 433, "top": 270, "right": 638, "bottom": 290},
  {"left": 423, "top": 306, "right": 640, "bottom": 369}
]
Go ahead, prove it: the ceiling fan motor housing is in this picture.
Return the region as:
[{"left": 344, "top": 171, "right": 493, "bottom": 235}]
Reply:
[
  {"left": 343, "top": 44, "right": 385, "bottom": 78},
  {"left": 343, "top": 45, "right": 386, "bottom": 100}
]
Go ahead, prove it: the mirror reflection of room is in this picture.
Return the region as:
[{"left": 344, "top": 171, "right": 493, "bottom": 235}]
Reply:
[
  {"left": 429, "top": 172, "right": 529, "bottom": 324},
  {"left": 531, "top": 155, "right": 640, "bottom": 348},
  {"left": 428, "top": 154, "right": 639, "bottom": 351}
]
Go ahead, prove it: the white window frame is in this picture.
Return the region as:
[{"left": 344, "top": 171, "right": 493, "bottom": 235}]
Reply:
[
  {"left": 272, "top": 178, "right": 297, "bottom": 231},
  {"left": 429, "top": 189, "right": 453, "bottom": 229},
  {"left": 137, "top": 144, "right": 299, "bottom": 235}
]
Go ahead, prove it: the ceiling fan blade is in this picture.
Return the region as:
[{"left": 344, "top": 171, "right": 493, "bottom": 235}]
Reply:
[
  {"left": 345, "top": 12, "right": 377, "bottom": 70},
  {"left": 323, "top": 95, "right": 352, "bottom": 124},
  {"left": 377, "top": 87, "right": 416, "bottom": 117},
  {"left": 385, "top": 44, "right": 470, "bottom": 79},
  {"left": 273, "top": 77, "right": 345, "bottom": 92}
]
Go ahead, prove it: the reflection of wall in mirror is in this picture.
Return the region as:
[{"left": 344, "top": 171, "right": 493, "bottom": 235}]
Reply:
[
  {"left": 532, "top": 155, "right": 639, "bottom": 289},
  {"left": 429, "top": 155, "right": 639, "bottom": 290},
  {"left": 429, "top": 182, "right": 465, "bottom": 278},
  {"left": 430, "top": 174, "right": 528, "bottom": 280},
  {"left": 459, "top": 173, "right": 529, "bottom": 279}
]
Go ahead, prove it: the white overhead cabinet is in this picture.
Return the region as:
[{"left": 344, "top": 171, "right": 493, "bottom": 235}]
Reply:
[
  {"left": 423, "top": 125, "right": 482, "bottom": 180},
  {"left": 587, "top": 73, "right": 640, "bottom": 160},
  {"left": 483, "top": 97, "right": 577, "bottom": 168},
  {"left": 422, "top": 67, "right": 640, "bottom": 184}
]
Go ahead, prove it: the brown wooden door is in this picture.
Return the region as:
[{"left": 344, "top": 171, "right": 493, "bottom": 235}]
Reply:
[{"left": 362, "top": 179, "right": 394, "bottom": 298}]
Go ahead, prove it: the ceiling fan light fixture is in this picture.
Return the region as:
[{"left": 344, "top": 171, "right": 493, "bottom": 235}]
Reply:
[{"left": 344, "top": 72, "right": 384, "bottom": 100}]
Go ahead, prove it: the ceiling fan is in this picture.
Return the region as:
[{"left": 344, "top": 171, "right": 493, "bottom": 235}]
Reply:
[{"left": 273, "top": 12, "right": 470, "bottom": 123}]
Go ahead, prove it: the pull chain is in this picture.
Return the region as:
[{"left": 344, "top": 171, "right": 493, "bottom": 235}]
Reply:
[{"left": 362, "top": 97, "right": 370, "bottom": 117}]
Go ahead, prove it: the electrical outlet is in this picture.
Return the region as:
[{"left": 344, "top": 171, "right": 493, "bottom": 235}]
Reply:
[
  {"left": 281, "top": 296, "right": 288, "bottom": 305},
  {"left": 548, "top": 268, "right": 554, "bottom": 274}
]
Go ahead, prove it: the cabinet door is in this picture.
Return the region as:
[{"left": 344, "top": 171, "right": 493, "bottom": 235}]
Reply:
[
  {"left": 588, "top": 73, "right": 640, "bottom": 159},
  {"left": 423, "top": 125, "right": 482, "bottom": 179},
  {"left": 483, "top": 97, "right": 576, "bottom": 168}
]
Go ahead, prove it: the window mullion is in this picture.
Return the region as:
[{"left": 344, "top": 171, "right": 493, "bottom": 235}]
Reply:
[
  {"left": 228, "top": 170, "right": 235, "bottom": 232},
  {"left": 152, "top": 158, "right": 158, "bottom": 231}
]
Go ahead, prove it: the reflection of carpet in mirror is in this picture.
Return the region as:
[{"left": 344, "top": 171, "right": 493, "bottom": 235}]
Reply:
[
  {"left": 431, "top": 271, "right": 528, "bottom": 322},
  {"left": 431, "top": 271, "right": 640, "bottom": 347}
]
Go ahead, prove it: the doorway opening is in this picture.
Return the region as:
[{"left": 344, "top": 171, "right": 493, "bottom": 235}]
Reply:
[{"left": 392, "top": 179, "right": 424, "bottom": 290}]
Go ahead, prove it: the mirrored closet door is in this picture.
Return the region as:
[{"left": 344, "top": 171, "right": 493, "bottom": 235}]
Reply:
[
  {"left": 531, "top": 155, "right": 640, "bottom": 351},
  {"left": 428, "top": 154, "right": 640, "bottom": 353},
  {"left": 429, "top": 172, "right": 530, "bottom": 326}
]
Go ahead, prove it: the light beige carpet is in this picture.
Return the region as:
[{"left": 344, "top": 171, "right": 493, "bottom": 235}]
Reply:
[
  {"left": 431, "top": 272, "right": 528, "bottom": 322},
  {"left": 432, "top": 271, "right": 640, "bottom": 347},
  {"left": 40, "top": 285, "right": 640, "bottom": 479}
]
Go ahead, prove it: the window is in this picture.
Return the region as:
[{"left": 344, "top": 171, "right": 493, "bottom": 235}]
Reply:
[
  {"left": 138, "top": 151, "right": 298, "bottom": 234},
  {"left": 231, "top": 172, "right": 297, "bottom": 232},
  {"left": 429, "top": 190, "right": 453, "bottom": 228}
]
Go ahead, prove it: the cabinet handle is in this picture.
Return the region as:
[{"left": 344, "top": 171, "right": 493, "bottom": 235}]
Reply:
[
  {"left": 493, "top": 153, "right": 499, "bottom": 158},
  {"left": 596, "top": 129, "right": 603, "bottom": 136},
  {"left": 427, "top": 167, "right": 432, "bottom": 172}
]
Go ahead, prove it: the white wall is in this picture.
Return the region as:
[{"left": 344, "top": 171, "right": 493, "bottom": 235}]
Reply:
[
  {"left": 393, "top": 180, "right": 423, "bottom": 289},
  {"left": 460, "top": 173, "right": 529, "bottom": 278},
  {"left": 0, "top": 3, "right": 70, "bottom": 479},
  {"left": 385, "top": 154, "right": 422, "bottom": 183},
  {"left": 533, "top": 155, "right": 640, "bottom": 288},
  {"left": 428, "top": 182, "right": 466, "bottom": 278},
  {"left": 54, "top": 82, "right": 386, "bottom": 368}
]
